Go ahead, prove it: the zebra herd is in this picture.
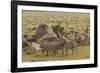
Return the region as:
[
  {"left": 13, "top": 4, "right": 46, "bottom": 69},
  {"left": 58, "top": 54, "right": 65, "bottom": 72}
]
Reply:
[
  {"left": 40, "top": 36, "right": 75, "bottom": 56},
  {"left": 23, "top": 33, "right": 89, "bottom": 56},
  {"left": 40, "top": 37, "right": 66, "bottom": 56},
  {"left": 40, "top": 31, "right": 90, "bottom": 56},
  {"left": 22, "top": 25, "right": 90, "bottom": 56}
]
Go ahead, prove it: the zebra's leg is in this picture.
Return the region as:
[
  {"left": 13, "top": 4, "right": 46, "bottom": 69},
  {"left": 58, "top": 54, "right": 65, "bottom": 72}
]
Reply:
[
  {"left": 75, "top": 48, "right": 78, "bottom": 55},
  {"left": 56, "top": 50, "right": 58, "bottom": 55},
  {"left": 46, "top": 50, "right": 49, "bottom": 56},
  {"left": 42, "top": 48, "right": 43, "bottom": 55},
  {"left": 62, "top": 49, "right": 64, "bottom": 55},
  {"left": 72, "top": 48, "right": 78, "bottom": 55},
  {"left": 53, "top": 49, "right": 57, "bottom": 56},
  {"left": 51, "top": 49, "right": 54, "bottom": 56},
  {"left": 71, "top": 48, "right": 74, "bottom": 55},
  {"left": 54, "top": 50, "right": 56, "bottom": 56},
  {"left": 66, "top": 49, "right": 68, "bottom": 55},
  {"left": 42, "top": 48, "right": 45, "bottom": 56}
]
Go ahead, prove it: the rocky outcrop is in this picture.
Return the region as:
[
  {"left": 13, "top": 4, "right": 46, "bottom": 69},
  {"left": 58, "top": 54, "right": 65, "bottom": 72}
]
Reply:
[{"left": 36, "top": 23, "right": 58, "bottom": 42}]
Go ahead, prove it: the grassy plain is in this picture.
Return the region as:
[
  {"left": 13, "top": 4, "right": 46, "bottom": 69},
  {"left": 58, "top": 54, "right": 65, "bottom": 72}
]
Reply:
[
  {"left": 22, "top": 45, "right": 90, "bottom": 62},
  {"left": 22, "top": 10, "right": 90, "bottom": 62}
]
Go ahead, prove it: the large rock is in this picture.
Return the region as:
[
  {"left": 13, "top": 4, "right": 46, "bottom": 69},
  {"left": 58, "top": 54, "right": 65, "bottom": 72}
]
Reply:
[
  {"left": 36, "top": 23, "right": 58, "bottom": 42},
  {"left": 31, "top": 42, "right": 42, "bottom": 51}
]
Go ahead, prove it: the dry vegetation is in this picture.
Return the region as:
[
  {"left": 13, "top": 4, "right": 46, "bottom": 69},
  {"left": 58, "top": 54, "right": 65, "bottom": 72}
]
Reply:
[{"left": 22, "top": 10, "right": 90, "bottom": 62}]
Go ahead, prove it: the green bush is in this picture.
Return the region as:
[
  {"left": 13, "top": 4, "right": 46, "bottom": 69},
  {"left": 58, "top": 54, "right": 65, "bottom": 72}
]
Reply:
[{"left": 52, "top": 24, "right": 65, "bottom": 37}]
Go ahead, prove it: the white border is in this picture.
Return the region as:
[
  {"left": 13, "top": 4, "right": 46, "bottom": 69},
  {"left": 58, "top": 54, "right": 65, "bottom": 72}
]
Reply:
[{"left": 17, "top": 5, "right": 94, "bottom": 68}]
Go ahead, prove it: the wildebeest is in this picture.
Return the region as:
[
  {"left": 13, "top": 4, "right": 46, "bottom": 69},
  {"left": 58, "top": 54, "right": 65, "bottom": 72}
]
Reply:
[{"left": 40, "top": 37, "right": 66, "bottom": 56}]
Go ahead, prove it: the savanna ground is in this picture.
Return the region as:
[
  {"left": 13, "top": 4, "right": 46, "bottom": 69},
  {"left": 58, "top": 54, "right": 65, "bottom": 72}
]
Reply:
[
  {"left": 23, "top": 45, "right": 90, "bottom": 62},
  {"left": 22, "top": 10, "right": 90, "bottom": 62}
]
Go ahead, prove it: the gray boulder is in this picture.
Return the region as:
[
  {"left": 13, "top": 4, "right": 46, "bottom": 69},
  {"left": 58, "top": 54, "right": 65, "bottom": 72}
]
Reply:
[
  {"left": 36, "top": 23, "right": 58, "bottom": 42},
  {"left": 31, "top": 42, "right": 42, "bottom": 51}
]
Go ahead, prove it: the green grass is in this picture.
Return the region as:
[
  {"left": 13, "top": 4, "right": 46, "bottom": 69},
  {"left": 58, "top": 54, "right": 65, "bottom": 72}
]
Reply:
[{"left": 22, "top": 45, "right": 90, "bottom": 62}]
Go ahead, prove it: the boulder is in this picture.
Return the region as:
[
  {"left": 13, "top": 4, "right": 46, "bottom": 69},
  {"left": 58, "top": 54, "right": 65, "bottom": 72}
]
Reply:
[
  {"left": 31, "top": 42, "right": 42, "bottom": 51},
  {"left": 36, "top": 23, "right": 58, "bottom": 42}
]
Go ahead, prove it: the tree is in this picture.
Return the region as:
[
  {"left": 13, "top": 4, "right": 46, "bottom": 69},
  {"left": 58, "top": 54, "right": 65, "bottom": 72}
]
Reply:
[{"left": 52, "top": 24, "right": 64, "bottom": 38}]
